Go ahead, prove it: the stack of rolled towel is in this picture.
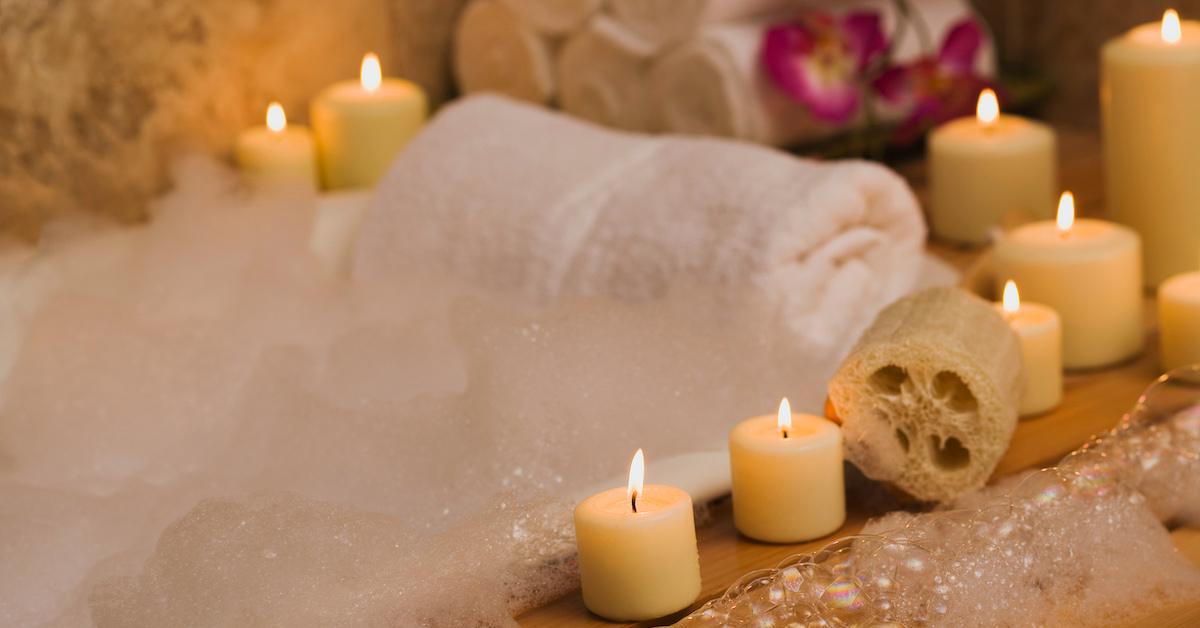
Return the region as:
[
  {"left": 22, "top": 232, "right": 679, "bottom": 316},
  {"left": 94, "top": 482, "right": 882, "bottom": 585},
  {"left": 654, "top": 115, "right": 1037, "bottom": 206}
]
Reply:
[{"left": 453, "top": 0, "right": 995, "bottom": 145}]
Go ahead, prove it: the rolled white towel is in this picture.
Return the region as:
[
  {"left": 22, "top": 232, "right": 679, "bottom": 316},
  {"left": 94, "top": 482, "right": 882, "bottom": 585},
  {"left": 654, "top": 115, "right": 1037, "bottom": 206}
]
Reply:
[
  {"left": 649, "top": 0, "right": 993, "bottom": 145},
  {"left": 608, "top": 0, "right": 791, "bottom": 48},
  {"left": 650, "top": 22, "right": 826, "bottom": 146},
  {"left": 453, "top": 0, "right": 556, "bottom": 105},
  {"left": 557, "top": 17, "right": 659, "bottom": 132},
  {"left": 355, "top": 96, "right": 926, "bottom": 353},
  {"left": 498, "top": 0, "right": 603, "bottom": 35}
]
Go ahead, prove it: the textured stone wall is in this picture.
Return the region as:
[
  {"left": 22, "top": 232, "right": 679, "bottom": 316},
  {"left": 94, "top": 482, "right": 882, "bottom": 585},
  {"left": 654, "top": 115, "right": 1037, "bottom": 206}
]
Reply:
[{"left": 0, "top": 0, "right": 466, "bottom": 239}]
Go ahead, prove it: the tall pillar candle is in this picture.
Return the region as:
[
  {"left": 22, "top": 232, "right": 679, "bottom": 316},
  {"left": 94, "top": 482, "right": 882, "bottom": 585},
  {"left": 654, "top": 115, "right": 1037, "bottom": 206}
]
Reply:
[
  {"left": 1159, "top": 271, "right": 1200, "bottom": 370},
  {"left": 234, "top": 103, "right": 317, "bottom": 187},
  {"left": 1102, "top": 9, "right": 1200, "bottom": 286},
  {"left": 928, "top": 89, "right": 1057, "bottom": 245},
  {"left": 996, "top": 281, "right": 1063, "bottom": 416},
  {"left": 574, "top": 449, "right": 701, "bottom": 621},
  {"left": 311, "top": 53, "right": 428, "bottom": 190},
  {"left": 993, "top": 192, "right": 1143, "bottom": 369},
  {"left": 729, "top": 398, "right": 844, "bottom": 543}
]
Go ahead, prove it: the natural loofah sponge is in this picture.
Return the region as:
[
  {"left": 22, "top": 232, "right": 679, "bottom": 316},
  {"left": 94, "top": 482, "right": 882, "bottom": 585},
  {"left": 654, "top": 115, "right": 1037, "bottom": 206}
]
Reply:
[{"left": 828, "top": 287, "right": 1023, "bottom": 502}]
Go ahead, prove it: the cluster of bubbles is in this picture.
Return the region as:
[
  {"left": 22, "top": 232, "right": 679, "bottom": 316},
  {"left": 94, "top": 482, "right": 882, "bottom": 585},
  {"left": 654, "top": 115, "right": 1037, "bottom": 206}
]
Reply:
[{"left": 679, "top": 367, "right": 1200, "bottom": 627}]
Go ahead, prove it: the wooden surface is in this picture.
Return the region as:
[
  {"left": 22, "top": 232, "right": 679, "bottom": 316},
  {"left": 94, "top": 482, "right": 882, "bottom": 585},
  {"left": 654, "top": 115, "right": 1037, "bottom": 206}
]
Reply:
[{"left": 519, "top": 129, "right": 1200, "bottom": 627}]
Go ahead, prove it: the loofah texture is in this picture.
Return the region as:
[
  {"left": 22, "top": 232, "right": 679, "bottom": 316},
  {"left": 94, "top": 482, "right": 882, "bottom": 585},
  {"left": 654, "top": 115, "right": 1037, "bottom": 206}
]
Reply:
[{"left": 828, "top": 287, "right": 1023, "bottom": 502}]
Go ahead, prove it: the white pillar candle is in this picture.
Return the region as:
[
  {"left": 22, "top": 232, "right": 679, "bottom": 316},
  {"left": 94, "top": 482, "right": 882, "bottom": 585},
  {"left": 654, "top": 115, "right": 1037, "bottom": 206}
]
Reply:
[
  {"left": 574, "top": 449, "right": 701, "bottom": 621},
  {"left": 311, "top": 53, "right": 428, "bottom": 190},
  {"left": 993, "top": 191, "right": 1144, "bottom": 369},
  {"left": 928, "top": 89, "right": 1057, "bottom": 245},
  {"left": 1158, "top": 271, "right": 1200, "bottom": 371},
  {"left": 234, "top": 103, "right": 317, "bottom": 187},
  {"left": 728, "top": 398, "right": 844, "bottom": 543},
  {"left": 1103, "top": 9, "right": 1200, "bottom": 287},
  {"left": 996, "top": 281, "right": 1063, "bottom": 416}
]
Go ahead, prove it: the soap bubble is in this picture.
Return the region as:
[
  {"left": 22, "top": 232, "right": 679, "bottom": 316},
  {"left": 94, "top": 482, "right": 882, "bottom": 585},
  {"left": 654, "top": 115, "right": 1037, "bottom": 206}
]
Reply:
[{"left": 681, "top": 367, "right": 1200, "bottom": 627}]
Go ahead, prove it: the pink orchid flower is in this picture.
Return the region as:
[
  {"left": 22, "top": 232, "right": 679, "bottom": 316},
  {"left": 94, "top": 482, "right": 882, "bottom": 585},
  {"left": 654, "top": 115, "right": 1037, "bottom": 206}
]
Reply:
[
  {"left": 873, "top": 19, "right": 992, "bottom": 144},
  {"left": 762, "top": 12, "right": 887, "bottom": 124}
]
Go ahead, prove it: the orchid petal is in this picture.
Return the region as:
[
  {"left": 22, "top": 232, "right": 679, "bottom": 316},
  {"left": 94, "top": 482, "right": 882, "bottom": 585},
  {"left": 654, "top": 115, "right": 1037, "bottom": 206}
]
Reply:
[
  {"left": 938, "top": 19, "right": 984, "bottom": 74},
  {"left": 841, "top": 12, "right": 887, "bottom": 70}
]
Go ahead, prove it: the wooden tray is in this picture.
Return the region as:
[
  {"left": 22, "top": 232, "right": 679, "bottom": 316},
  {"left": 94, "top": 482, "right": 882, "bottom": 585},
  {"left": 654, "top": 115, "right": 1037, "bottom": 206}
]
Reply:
[{"left": 519, "top": 130, "right": 1200, "bottom": 627}]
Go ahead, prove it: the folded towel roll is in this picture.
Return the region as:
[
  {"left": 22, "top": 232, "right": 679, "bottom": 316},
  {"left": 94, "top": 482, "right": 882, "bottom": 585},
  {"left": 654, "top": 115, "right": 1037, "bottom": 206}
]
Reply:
[
  {"left": 649, "top": 0, "right": 994, "bottom": 145},
  {"left": 453, "top": 0, "right": 557, "bottom": 105},
  {"left": 557, "top": 17, "right": 659, "bottom": 132},
  {"left": 355, "top": 96, "right": 926, "bottom": 353},
  {"left": 499, "top": 0, "right": 603, "bottom": 35},
  {"left": 608, "top": 0, "right": 791, "bottom": 48}
]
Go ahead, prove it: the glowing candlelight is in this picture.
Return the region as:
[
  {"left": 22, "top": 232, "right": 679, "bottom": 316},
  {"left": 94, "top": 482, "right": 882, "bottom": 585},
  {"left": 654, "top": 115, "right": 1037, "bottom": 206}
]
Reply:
[
  {"left": 1002, "top": 280, "right": 1020, "bottom": 314},
  {"left": 777, "top": 397, "right": 792, "bottom": 438},
  {"left": 361, "top": 53, "right": 383, "bottom": 92},
  {"left": 976, "top": 88, "right": 999, "bottom": 128},
  {"left": 1163, "top": 9, "right": 1182, "bottom": 44},
  {"left": 266, "top": 102, "right": 287, "bottom": 133},
  {"left": 627, "top": 448, "right": 645, "bottom": 512},
  {"left": 1056, "top": 191, "right": 1075, "bottom": 234}
]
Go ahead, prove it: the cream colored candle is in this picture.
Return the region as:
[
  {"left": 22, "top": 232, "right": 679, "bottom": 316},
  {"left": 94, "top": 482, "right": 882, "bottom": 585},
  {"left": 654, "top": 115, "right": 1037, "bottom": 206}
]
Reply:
[
  {"left": 1159, "top": 271, "right": 1200, "bottom": 370},
  {"left": 728, "top": 399, "right": 844, "bottom": 543},
  {"left": 993, "top": 191, "right": 1143, "bottom": 369},
  {"left": 1103, "top": 9, "right": 1200, "bottom": 287},
  {"left": 995, "top": 280, "right": 1063, "bottom": 416},
  {"left": 574, "top": 449, "right": 701, "bottom": 621},
  {"left": 311, "top": 53, "right": 428, "bottom": 190},
  {"left": 234, "top": 103, "right": 317, "bottom": 186},
  {"left": 928, "top": 89, "right": 1057, "bottom": 245}
]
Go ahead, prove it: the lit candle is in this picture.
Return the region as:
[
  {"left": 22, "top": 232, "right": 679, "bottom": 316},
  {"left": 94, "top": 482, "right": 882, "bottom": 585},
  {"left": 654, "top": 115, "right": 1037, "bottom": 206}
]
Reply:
[
  {"left": 996, "top": 280, "right": 1063, "bottom": 416},
  {"left": 728, "top": 398, "right": 844, "bottom": 543},
  {"left": 1103, "top": 9, "right": 1200, "bottom": 286},
  {"left": 573, "top": 449, "right": 701, "bottom": 621},
  {"left": 310, "top": 53, "right": 428, "bottom": 190},
  {"left": 1158, "top": 271, "right": 1200, "bottom": 371},
  {"left": 234, "top": 102, "right": 317, "bottom": 186},
  {"left": 928, "top": 88, "right": 1058, "bottom": 245},
  {"left": 993, "top": 191, "right": 1143, "bottom": 369}
]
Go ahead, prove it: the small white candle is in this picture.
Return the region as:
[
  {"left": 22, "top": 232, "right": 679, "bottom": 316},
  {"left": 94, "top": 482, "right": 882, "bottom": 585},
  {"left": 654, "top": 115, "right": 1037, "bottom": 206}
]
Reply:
[
  {"left": 728, "top": 398, "right": 844, "bottom": 543},
  {"left": 928, "top": 88, "right": 1058, "bottom": 245},
  {"left": 1158, "top": 271, "right": 1200, "bottom": 371},
  {"left": 1103, "top": 9, "right": 1200, "bottom": 286},
  {"left": 993, "top": 191, "right": 1144, "bottom": 369},
  {"left": 574, "top": 449, "right": 701, "bottom": 621},
  {"left": 234, "top": 102, "right": 317, "bottom": 186},
  {"left": 311, "top": 53, "right": 428, "bottom": 190},
  {"left": 996, "top": 280, "right": 1063, "bottom": 416}
]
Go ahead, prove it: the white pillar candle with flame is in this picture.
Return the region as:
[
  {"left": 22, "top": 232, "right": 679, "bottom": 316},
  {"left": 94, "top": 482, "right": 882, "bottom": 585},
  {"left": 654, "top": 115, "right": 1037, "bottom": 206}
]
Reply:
[
  {"left": 994, "top": 191, "right": 1143, "bottom": 369},
  {"left": 311, "top": 53, "right": 428, "bottom": 190},
  {"left": 234, "top": 102, "right": 317, "bottom": 186},
  {"left": 995, "top": 280, "right": 1063, "bottom": 416},
  {"left": 1103, "top": 9, "right": 1200, "bottom": 286},
  {"left": 573, "top": 448, "right": 701, "bottom": 621},
  {"left": 728, "top": 398, "right": 844, "bottom": 543},
  {"left": 927, "top": 88, "right": 1058, "bottom": 245}
]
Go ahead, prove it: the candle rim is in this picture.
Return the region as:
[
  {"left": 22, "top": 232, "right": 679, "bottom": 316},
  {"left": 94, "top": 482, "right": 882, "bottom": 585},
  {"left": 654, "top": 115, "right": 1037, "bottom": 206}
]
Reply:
[
  {"left": 730, "top": 413, "right": 840, "bottom": 454},
  {"left": 575, "top": 484, "right": 693, "bottom": 522}
]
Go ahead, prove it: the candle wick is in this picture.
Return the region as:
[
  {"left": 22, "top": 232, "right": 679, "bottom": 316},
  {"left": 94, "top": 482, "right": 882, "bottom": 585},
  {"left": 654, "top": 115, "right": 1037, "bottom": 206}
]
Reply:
[
  {"left": 782, "top": 429, "right": 789, "bottom": 439},
  {"left": 631, "top": 492, "right": 638, "bottom": 513}
]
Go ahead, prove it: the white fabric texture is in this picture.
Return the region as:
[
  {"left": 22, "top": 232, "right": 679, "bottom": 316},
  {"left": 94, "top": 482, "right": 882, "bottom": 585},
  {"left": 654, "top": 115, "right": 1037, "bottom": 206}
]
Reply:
[{"left": 355, "top": 95, "right": 928, "bottom": 354}]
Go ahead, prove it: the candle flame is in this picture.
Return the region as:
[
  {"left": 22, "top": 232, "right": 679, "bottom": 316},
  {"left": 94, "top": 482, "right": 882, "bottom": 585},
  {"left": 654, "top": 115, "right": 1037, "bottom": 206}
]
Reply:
[
  {"left": 361, "top": 53, "right": 383, "bottom": 92},
  {"left": 627, "top": 448, "right": 644, "bottom": 513},
  {"left": 778, "top": 397, "right": 792, "bottom": 438},
  {"left": 1056, "top": 191, "right": 1075, "bottom": 234},
  {"left": 1163, "top": 9, "right": 1182, "bottom": 44},
  {"left": 976, "top": 88, "right": 999, "bottom": 127},
  {"left": 1002, "top": 280, "right": 1020, "bottom": 314},
  {"left": 265, "top": 102, "right": 286, "bottom": 133}
]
